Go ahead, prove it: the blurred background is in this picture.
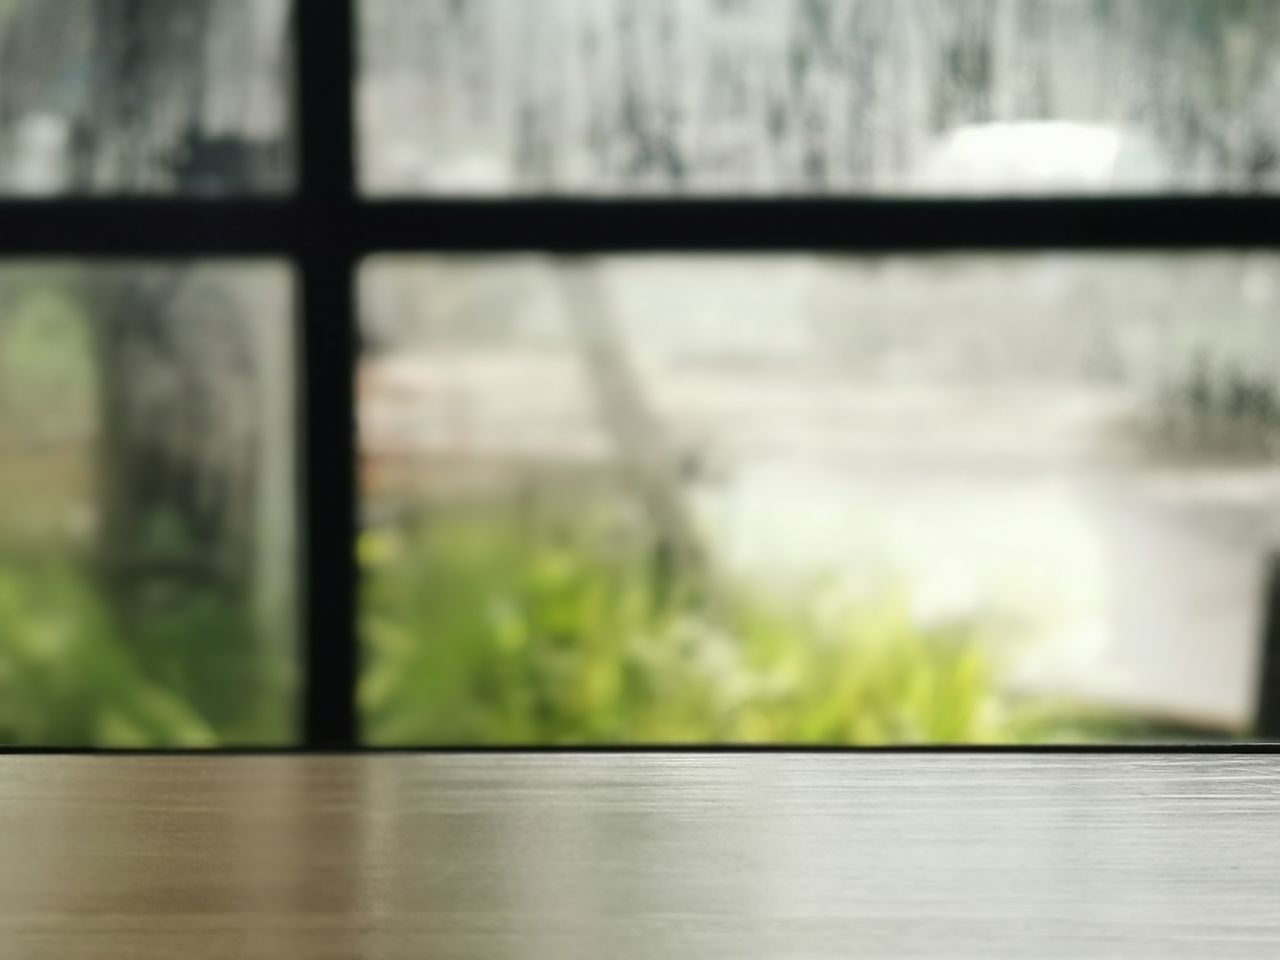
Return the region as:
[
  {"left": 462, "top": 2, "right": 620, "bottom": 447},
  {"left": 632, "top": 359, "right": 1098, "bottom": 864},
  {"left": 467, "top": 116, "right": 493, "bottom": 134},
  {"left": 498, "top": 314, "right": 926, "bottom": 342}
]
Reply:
[{"left": 2, "top": 0, "right": 1280, "bottom": 745}]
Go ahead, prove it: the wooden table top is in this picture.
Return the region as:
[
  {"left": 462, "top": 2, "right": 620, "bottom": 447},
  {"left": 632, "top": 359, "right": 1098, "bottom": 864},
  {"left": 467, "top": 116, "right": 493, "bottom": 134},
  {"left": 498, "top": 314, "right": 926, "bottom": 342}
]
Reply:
[{"left": 1, "top": 753, "right": 1278, "bottom": 958}]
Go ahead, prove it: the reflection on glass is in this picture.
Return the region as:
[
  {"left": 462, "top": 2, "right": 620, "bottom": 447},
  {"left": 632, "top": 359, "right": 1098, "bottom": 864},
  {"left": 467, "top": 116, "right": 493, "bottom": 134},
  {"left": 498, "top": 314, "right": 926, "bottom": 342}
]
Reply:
[
  {"left": 0, "top": 0, "right": 292, "bottom": 195},
  {"left": 358, "top": 254, "right": 1280, "bottom": 744},
  {"left": 359, "top": 0, "right": 1280, "bottom": 196},
  {"left": 0, "top": 263, "right": 295, "bottom": 745}
]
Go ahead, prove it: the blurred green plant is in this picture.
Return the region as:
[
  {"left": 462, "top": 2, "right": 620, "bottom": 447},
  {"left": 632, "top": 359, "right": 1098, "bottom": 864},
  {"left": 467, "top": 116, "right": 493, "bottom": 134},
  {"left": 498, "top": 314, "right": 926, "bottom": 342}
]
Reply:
[
  {"left": 359, "top": 502, "right": 1053, "bottom": 745},
  {"left": 0, "top": 555, "right": 292, "bottom": 747},
  {"left": 0, "top": 560, "right": 217, "bottom": 746},
  {"left": 0, "top": 507, "right": 1214, "bottom": 747}
]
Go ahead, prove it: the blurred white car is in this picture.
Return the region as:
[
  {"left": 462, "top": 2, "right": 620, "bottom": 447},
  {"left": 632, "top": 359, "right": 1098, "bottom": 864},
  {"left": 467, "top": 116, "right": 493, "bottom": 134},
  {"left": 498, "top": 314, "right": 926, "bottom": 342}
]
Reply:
[{"left": 912, "top": 121, "right": 1174, "bottom": 194}]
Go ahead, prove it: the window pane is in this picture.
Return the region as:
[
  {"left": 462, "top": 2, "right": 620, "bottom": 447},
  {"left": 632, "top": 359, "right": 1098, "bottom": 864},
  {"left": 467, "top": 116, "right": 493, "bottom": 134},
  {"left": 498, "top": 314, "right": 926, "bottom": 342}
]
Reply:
[
  {"left": 359, "top": 0, "right": 1280, "bottom": 196},
  {"left": 0, "top": 0, "right": 292, "bottom": 195},
  {"left": 0, "top": 263, "right": 296, "bottom": 745},
  {"left": 359, "top": 253, "right": 1280, "bottom": 744}
]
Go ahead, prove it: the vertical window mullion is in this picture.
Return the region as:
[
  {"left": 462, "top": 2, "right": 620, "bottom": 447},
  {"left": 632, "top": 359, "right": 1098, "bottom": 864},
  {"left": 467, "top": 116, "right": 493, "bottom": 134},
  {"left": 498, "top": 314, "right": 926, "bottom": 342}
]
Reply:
[{"left": 295, "top": 0, "right": 359, "bottom": 748}]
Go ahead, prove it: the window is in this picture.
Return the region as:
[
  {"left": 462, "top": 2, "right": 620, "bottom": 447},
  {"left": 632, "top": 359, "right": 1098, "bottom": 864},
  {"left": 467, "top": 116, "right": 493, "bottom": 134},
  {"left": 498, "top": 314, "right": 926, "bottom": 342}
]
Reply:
[
  {"left": 0, "top": 263, "right": 295, "bottom": 745},
  {"left": 0, "top": 0, "right": 292, "bottom": 195},
  {"left": 3, "top": 0, "right": 1279, "bottom": 746},
  {"left": 358, "top": 253, "right": 1280, "bottom": 743},
  {"left": 359, "top": 0, "right": 1280, "bottom": 197}
]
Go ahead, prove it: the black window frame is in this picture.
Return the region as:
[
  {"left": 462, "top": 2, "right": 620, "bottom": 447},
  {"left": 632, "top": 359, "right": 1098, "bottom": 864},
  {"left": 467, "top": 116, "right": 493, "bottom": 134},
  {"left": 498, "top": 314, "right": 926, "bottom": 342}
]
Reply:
[{"left": 5, "top": 0, "right": 1280, "bottom": 748}]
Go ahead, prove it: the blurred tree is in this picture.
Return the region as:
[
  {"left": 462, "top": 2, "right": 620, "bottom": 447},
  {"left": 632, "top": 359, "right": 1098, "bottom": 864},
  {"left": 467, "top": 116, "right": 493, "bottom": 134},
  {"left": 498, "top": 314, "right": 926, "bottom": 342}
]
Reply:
[{"left": 0, "top": 0, "right": 294, "bottom": 739}]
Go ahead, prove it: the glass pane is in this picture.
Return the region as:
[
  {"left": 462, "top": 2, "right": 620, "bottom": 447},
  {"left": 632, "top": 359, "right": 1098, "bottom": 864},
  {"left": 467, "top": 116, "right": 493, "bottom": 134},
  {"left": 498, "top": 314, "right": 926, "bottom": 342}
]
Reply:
[
  {"left": 0, "top": 262, "right": 296, "bottom": 745},
  {"left": 359, "top": 0, "right": 1280, "bottom": 196},
  {"left": 359, "top": 253, "right": 1280, "bottom": 744},
  {"left": 0, "top": 0, "right": 292, "bottom": 195}
]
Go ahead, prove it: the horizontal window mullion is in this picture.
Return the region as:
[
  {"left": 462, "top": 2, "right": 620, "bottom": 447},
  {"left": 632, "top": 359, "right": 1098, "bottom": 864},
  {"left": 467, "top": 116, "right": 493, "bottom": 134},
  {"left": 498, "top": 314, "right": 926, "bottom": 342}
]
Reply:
[
  {"left": 0, "top": 202, "right": 312, "bottom": 256},
  {"left": 2, "top": 198, "right": 1280, "bottom": 256},
  {"left": 348, "top": 198, "right": 1280, "bottom": 252}
]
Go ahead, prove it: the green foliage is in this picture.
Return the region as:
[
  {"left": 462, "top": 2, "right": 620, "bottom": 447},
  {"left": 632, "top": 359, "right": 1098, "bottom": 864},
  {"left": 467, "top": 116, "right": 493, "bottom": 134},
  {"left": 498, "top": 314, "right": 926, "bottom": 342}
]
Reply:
[
  {"left": 0, "top": 505, "right": 1204, "bottom": 748},
  {"left": 0, "top": 556, "right": 292, "bottom": 747},
  {"left": 0, "top": 560, "right": 218, "bottom": 747},
  {"left": 121, "top": 576, "right": 292, "bottom": 746},
  {"left": 359, "top": 504, "right": 1043, "bottom": 745}
]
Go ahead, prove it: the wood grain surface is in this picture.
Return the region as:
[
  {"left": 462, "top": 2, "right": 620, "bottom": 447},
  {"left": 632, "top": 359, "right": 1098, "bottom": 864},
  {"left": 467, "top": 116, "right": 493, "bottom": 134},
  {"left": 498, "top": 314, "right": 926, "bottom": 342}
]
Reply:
[{"left": 0, "top": 754, "right": 1278, "bottom": 958}]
